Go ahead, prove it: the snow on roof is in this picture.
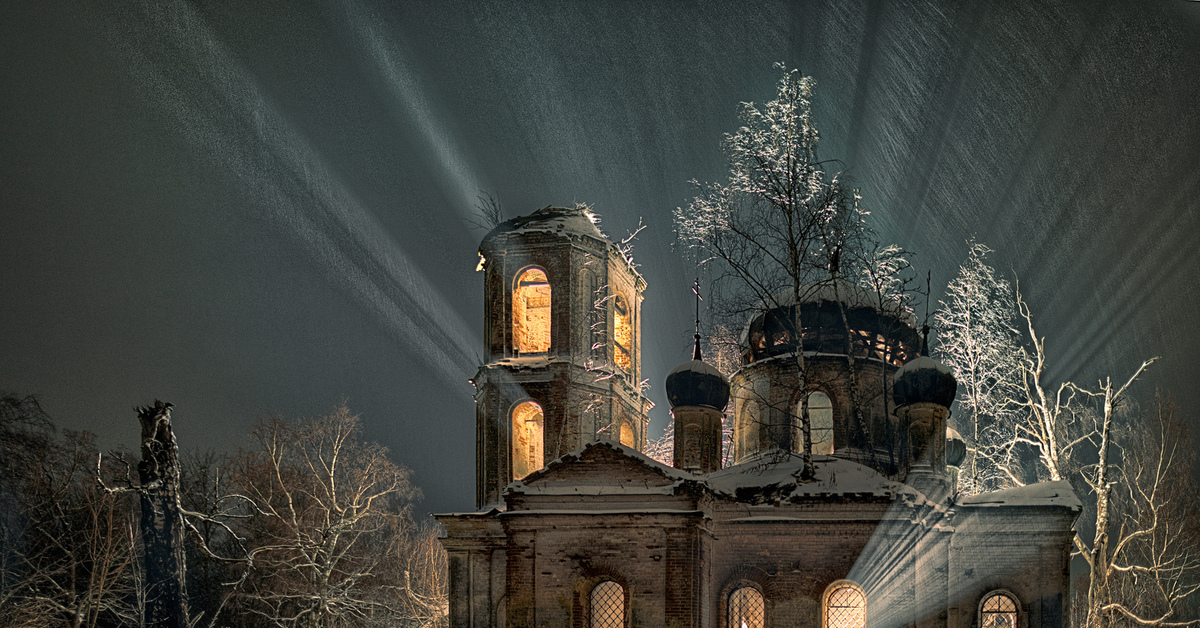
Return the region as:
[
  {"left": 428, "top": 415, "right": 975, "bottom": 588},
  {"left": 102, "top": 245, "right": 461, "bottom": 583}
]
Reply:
[
  {"left": 895, "top": 355, "right": 953, "bottom": 378},
  {"left": 506, "top": 440, "right": 696, "bottom": 497},
  {"left": 485, "top": 205, "right": 608, "bottom": 243},
  {"left": 957, "top": 480, "right": 1081, "bottom": 511},
  {"left": 705, "top": 451, "right": 910, "bottom": 500},
  {"left": 491, "top": 356, "right": 552, "bottom": 369}
]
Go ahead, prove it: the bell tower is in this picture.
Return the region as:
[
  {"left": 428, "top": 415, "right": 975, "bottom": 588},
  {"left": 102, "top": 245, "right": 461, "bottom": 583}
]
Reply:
[{"left": 471, "top": 206, "right": 652, "bottom": 508}]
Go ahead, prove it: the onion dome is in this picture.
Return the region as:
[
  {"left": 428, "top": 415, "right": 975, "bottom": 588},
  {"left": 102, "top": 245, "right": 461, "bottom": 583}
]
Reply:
[
  {"left": 945, "top": 427, "right": 967, "bottom": 468},
  {"left": 665, "top": 336, "right": 730, "bottom": 410},
  {"left": 892, "top": 328, "right": 958, "bottom": 408}
]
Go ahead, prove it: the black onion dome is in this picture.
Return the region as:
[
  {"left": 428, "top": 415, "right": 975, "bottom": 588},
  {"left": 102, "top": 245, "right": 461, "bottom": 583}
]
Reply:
[
  {"left": 665, "top": 347, "right": 730, "bottom": 410},
  {"left": 945, "top": 427, "right": 967, "bottom": 468},
  {"left": 893, "top": 354, "right": 958, "bottom": 408}
]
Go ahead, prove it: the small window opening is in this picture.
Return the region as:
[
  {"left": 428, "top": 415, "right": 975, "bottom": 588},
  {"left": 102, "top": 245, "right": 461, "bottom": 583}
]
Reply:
[
  {"left": 590, "top": 580, "right": 625, "bottom": 628},
  {"left": 613, "top": 295, "right": 632, "bottom": 371},
  {"left": 981, "top": 593, "right": 1018, "bottom": 628},
  {"left": 618, "top": 422, "right": 635, "bottom": 448},
  {"left": 511, "top": 401, "right": 544, "bottom": 480},
  {"left": 728, "top": 587, "right": 764, "bottom": 628},
  {"left": 825, "top": 582, "right": 865, "bottom": 628},
  {"left": 772, "top": 330, "right": 790, "bottom": 346},
  {"left": 514, "top": 268, "right": 551, "bottom": 354}
]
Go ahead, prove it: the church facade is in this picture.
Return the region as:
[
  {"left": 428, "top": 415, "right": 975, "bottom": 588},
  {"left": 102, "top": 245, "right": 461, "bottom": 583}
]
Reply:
[{"left": 438, "top": 206, "right": 1079, "bottom": 628}]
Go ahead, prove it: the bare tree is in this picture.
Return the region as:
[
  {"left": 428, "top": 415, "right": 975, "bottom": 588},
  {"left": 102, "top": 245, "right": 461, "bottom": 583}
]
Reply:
[
  {"left": 936, "top": 249, "right": 1200, "bottom": 627},
  {"left": 228, "top": 406, "right": 427, "bottom": 628},
  {"left": 675, "top": 64, "right": 909, "bottom": 476},
  {"left": 0, "top": 395, "right": 141, "bottom": 627}
]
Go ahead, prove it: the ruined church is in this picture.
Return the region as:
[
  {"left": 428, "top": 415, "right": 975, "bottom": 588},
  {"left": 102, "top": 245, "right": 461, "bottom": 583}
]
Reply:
[{"left": 437, "top": 206, "right": 1079, "bottom": 628}]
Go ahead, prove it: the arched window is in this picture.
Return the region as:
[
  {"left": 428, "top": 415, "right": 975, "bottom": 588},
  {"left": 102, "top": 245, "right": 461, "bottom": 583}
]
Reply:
[
  {"left": 613, "top": 294, "right": 632, "bottom": 371},
  {"left": 513, "top": 268, "right": 551, "bottom": 354},
  {"left": 824, "top": 581, "right": 865, "bottom": 628},
  {"left": 728, "top": 587, "right": 764, "bottom": 628},
  {"left": 980, "top": 592, "right": 1018, "bottom": 628},
  {"left": 618, "top": 422, "right": 635, "bottom": 448},
  {"left": 590, "top": 580, "right": 625, "bottom": 628},
  {"left": 511, "top": 401, "right": 543, "bottom": 480},
  {"left": 796, "top": 392, "right": 834, "bottom": 455}
]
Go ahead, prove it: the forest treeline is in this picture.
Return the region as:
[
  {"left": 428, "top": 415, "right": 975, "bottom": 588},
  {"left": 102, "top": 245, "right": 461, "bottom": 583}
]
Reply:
[{"left": 0, "top": 396, "right": 447, "bottom": 628}]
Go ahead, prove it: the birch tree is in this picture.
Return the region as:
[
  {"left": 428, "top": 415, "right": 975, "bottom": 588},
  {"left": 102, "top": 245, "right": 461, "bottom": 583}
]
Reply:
[
  {"left": 933, "top": 242, "right": 1023, "bottom": 494},
  {"left": 936, "top": 248, "right": 1199, "bottom": 627},
  {"left": 675, "top": 64, "right": 910, "bottom": 475}
]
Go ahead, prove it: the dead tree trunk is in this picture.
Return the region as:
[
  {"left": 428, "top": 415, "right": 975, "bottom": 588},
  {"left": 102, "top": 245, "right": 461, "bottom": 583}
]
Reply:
[{"left": 136, "top": 400, "right": 188, "bottom": 628}]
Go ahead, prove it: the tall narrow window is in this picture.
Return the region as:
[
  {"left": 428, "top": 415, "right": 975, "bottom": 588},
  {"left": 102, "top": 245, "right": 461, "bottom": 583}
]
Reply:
[
  {"left": 796, "top": 392, "right": 834, "bottom": 455},
  {"left": 514, "top": 268, "right": 551, "bottom": 354},
  {"left": 980, "top": 592, "right": 1018, "bottom": 628},
  {"left": 590, "top": 580, "right": 625, "bottom": 628},
  {"left": 825, "top": 581, "right": 865, "bottom": 628},
  {"left": 511, "top": 401, "right": 543, "bottom": 480},
  {"left": 613, "top": 294, "right": 632, "bottom": 371},
  {"left": 728, "top": 587, "right": 764, "bottom": 628}
]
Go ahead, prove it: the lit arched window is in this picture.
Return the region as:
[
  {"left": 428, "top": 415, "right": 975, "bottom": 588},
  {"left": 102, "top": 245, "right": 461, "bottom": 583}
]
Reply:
[
  {"left": 728, "top": 587, "right": 764, "bottom": 628},
  {"left": 824, "top": 581, "right": 865, "bottom": 628},
  {"left": 511, "top": 401, "right": 543, "bottom": 480},
  {"left": 617, "top": 422, "right": 635, "bottom": 448},
  {"left": 613, "top": 294, "right": 632, "bottom": 371},
  {"left": 514, "top": 268, "right": 551, "bottom": 354},
  {"left": 590, "top": 580, "right": 625, "bottom": 628},
  {"left": 796, "top": 392, "right": 834, "bottom": 455},
  {"left": 980, "top": 592, "right": 1018, "bottom": 628}
]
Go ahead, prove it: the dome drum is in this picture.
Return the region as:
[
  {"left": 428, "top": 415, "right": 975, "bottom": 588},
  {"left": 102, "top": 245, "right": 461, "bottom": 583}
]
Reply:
[{"left": 743, "top": 302, "right": 920, "bottom": 366}]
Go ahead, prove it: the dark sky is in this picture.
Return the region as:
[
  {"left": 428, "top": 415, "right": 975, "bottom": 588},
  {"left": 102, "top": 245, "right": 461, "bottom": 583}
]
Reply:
[{"left": 3, "top": 0, "right": 1199, "bottom": 515}]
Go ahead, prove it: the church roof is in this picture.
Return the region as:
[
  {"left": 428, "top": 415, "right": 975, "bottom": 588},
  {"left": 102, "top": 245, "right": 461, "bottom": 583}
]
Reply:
[
  {"left": 505, "top": 441, "right": 914, "bottom": 506},
  {"left": 482, "top": 205, "right": 608, "bottom": 244},
  {"left": 957, "top": 480, "right": 1081, "bottom": 511}
]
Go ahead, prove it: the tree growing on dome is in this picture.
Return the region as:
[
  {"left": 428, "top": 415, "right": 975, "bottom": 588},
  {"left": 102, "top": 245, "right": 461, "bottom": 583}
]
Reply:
[{"left": 674, "top": 64, "right": 916, "bottom": 476}]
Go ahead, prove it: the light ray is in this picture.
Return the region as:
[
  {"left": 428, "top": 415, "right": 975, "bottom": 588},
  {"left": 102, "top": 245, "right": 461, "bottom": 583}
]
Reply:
[
  {"left": 339, "top": 0, "right": 486, "bottom": 222},
  {"left": 93, "top": 0, "right": 477, "bottom": 388}
]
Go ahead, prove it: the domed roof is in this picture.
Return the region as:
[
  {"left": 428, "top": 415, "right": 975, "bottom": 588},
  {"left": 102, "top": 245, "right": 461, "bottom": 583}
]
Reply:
[
  {"left": 893, "top": 336, "right": 958, "bottom": 408},
  {"left": 665, "top": 338, "right": 730, "bottom": 410},
  {"left": 945, "top": 427, "right": 967, "bottom": 468},
  {"left": 483, "top": 205, "right": 607, "bottom": 243}
]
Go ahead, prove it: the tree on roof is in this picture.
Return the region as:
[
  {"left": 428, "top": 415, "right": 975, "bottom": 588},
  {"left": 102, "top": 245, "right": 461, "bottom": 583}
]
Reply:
[{"left": 674, "top": 64, "right": 917, "bottom": 477}]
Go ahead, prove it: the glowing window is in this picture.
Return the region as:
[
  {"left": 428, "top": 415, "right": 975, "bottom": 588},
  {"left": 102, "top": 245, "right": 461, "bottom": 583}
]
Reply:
[
  {"left": 613, "top": 295, "right": 632, "bottom": 371},
  {"left": 825, "top": 582, "right": 865, "bottom": 628},
  {"left": 981, "top": 592, "right": 1018, "bottom": 628},
  {"left": 796, "top": 392, "right": 834, "bottom": 455},
  {"left": 590, "top": 580, "right": 625, "bottom": 628},
  {"left": 511, "top": 401, "right": 543, "bottom": 480},
  {"left": 618, "top": 422, "right": 634, "bottom": 448},
  {"left": 513, "top": 268, "right": 551, "bottom": 354},
  {"left": 728, "top": 587, "right": 764, "bottom": 628}
]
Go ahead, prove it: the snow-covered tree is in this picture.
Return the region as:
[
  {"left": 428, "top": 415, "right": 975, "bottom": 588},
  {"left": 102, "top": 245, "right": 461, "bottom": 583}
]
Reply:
[
  {"left": 675, "top": 64, "right": 911, "bottom": 475},
  {"left": 936, "top": 247, "right": 1200, "bottom": 627},
  {"left": 933, "top": 242, "right": 1024, "bottom": 494}
]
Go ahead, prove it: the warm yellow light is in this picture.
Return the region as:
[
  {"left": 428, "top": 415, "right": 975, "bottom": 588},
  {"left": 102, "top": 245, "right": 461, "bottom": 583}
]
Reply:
[
  {"left": 513, "top": 268, "right": 551, "bottom": 353},
  {"left": 511, "top": 401, "right": 544, "bottom": 480},
  {"left": 613, "top": 295, "right": 632, "bottom": 371},
  {"left": 618, "top": 423, "right": 634, "bottom": 448}
]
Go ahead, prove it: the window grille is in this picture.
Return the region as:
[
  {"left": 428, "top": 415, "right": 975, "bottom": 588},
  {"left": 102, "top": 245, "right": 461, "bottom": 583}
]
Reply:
[
  {"left": 728, "top": 587, "right": 764, "bottom": 628},
  {"left": 981, "top": 593, "right": 1017, "bottom": 628},
  {"left": 826, "top": 583, "right": 865, "bottom": 628},
  {"left": 590, "top": 580, "right": 625, "bottom": 628}
]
